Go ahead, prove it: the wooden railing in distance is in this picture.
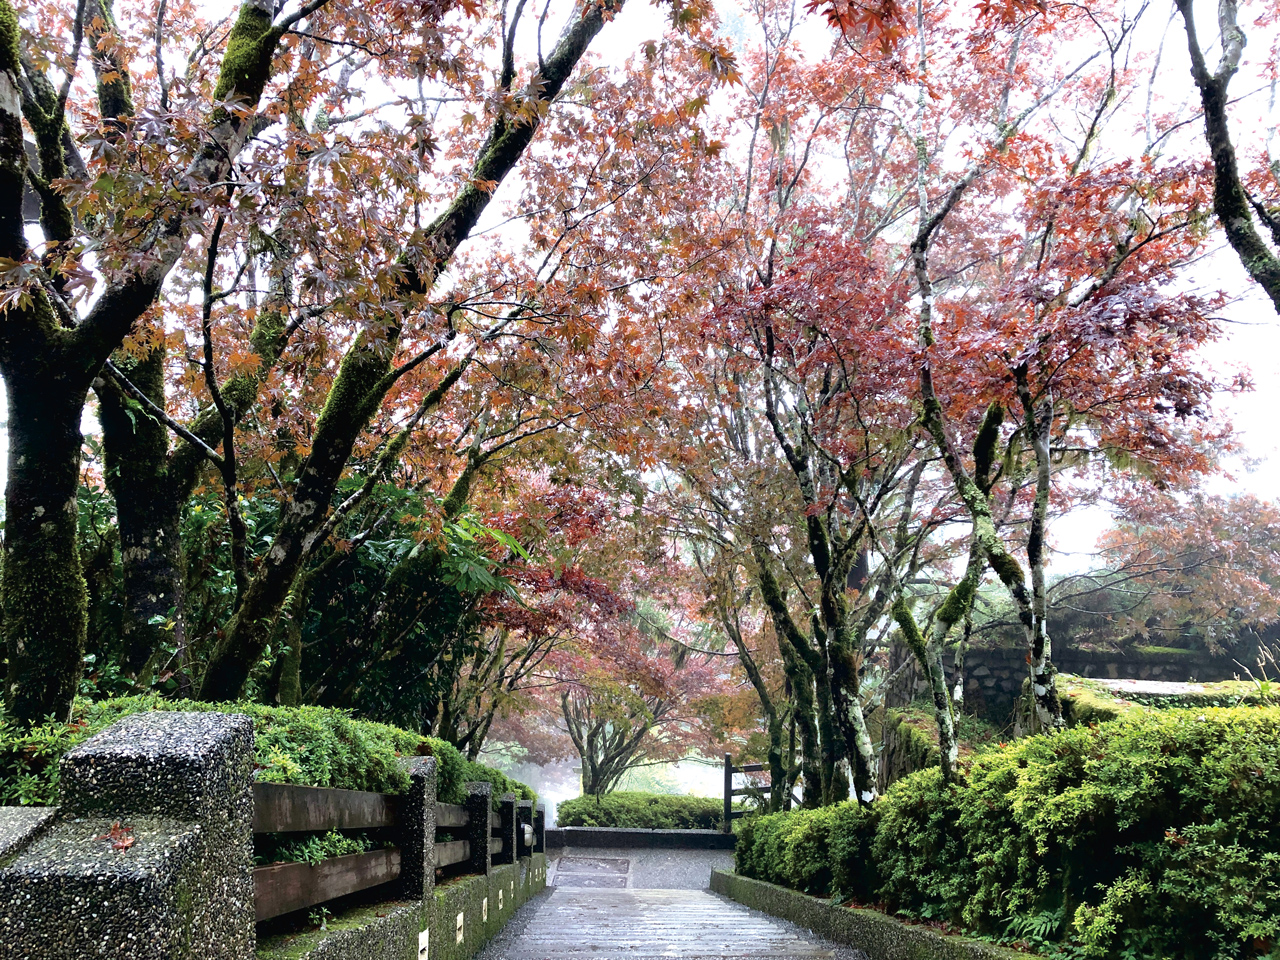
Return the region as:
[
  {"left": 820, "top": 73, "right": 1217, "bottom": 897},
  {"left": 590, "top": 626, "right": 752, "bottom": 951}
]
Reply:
[
  {"left": 253, "top": 783, "right": 402, "bottom": 922},
  {"left": 723, "top": 753, "right": 770, "bottom": 833}
]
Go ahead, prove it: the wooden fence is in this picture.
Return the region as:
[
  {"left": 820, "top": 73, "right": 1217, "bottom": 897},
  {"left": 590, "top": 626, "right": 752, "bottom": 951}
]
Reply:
[
  {"left": 253, "top": 780, "right": 545, "bottom": 922},
  {"left": 722, "top": 753, "right": 769, "bottom": 833}
]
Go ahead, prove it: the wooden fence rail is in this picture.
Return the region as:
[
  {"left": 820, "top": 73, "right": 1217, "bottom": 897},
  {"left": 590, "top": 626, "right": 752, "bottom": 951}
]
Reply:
[
  {"left": 252, "top": 779, "right": 544, "bottom": 922},
  {"left": 723, "top": 753, "right": 770, "bottom": 833},
  {"left": 252, "top": 782, "right": 398, "bottom": 833}
]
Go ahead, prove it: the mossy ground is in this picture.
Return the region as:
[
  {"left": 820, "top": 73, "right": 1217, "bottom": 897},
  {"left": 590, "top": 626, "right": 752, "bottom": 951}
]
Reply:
[{"left": 1059, "top": 675, "right": 1278, "bottom": 726}]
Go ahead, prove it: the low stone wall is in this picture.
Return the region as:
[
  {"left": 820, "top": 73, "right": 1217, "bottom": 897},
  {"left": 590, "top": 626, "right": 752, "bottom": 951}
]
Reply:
[
  {"left": 256, "top": 856, "right": 549, "bottom": 960},
  {"left": 544, "top": 826, "right": 736, "bottom": 850},
  {"left": 961, "top": 646, "right": 1240, "bottom": 722},
  {"left": 423, "top": 856, "right": 548, "bottom": 960},
  {"left": 710, "top": 870, "right": 1022, "bottom": 960},
  {"left": 0, "top": 712, "right": 545, "bottom": 960}
]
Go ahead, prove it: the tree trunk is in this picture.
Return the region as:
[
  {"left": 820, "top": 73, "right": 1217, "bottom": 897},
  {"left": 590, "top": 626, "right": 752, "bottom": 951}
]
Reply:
[
  {"left": 1174, "top": 0, "right": 1280, "bottom": 315},
  {"left": 813, "top": 657, "right": 851, "bottom": 803},
  {"left": 775, "top": 632, "right": 823, "bottom": 807},
  {"left": 2, "top": 373, "right": 90, "bottom": 724},
  {"left": 1017, "top": 375, "right": 1062, "bottom": 732},
  {"left": 97, "top": 351, "right": 186, "bottom": 678}
]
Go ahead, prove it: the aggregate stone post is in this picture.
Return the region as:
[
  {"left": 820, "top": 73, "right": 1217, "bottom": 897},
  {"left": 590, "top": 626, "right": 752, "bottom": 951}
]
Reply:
[
  {"left": 464, "top": 781, "right": 493, "bottom": 876},
  {"left": 492, "top": 794, "right": 516, "bottom": 866},
  {"left": 515, "top": 799, "right": 534, "bottom": 859},
  {"left": 533, "top": 805, "right": 546, "bottom": 854},
  {"left": 398, "top": 756, "right": 437, "bottom": 900},
  {"left": 0, "top": 711, "right": 255, "bottom": 960}
]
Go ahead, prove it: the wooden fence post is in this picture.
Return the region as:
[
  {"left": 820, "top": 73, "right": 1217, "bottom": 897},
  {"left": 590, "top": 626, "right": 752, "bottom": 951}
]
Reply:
[
  {"left": 723, "top": 753, "right": 733, "bottom": 833},
  {"left": 464, "top": 782, "right": 493, "bottom": 876}
]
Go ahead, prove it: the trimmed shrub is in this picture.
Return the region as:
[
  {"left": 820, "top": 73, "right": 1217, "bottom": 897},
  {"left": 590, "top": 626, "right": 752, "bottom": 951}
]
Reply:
[
  {"left": 736, "top": 707, "right": 1280, "bottom": 959},
  {"left": 556, "top": 792, "right": 726, "bottom": 830},
  {"left": 734, "top": 801, "right": 880, "bottom": 899},
  {"left": 0, "top": 696, "right": 531, "bottom": 807}
]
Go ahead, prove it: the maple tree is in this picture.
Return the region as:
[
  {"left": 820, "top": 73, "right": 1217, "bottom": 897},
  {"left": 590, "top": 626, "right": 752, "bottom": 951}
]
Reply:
[
  {"left": 2, "top": 0, "right": 738, "bottom": 723},
  {"left": 607, "top": 0, "right": 1241, "bottom": 794},
  {"left": 1097, "top": 490, "right": 1280, "bottom": 655}
]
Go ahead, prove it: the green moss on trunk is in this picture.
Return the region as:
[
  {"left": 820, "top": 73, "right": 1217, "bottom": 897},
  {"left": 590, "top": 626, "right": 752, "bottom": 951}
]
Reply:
[
  {"left": 2, "top": 370, "right": 91, "bottom": 724},
  {"left": 213, "top": 4, "right": 282, "bottom": 105},
  {"left": 98, "top": 350, "right": 186, "bottom": 674},
  {"left": 0, "top": 0, "right": 26, "bottom": 259}
]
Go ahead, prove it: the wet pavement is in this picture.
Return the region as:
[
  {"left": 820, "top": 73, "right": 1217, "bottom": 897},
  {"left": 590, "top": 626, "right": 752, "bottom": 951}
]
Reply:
[{"left": 474, "top": 848, "right": 869, "bottom": 960}]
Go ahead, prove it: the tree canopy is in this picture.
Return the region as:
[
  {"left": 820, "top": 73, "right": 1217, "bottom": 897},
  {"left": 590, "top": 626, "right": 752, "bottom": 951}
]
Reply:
[{"left": 2, "top": 0, "right": 1278, "bottom": 802}]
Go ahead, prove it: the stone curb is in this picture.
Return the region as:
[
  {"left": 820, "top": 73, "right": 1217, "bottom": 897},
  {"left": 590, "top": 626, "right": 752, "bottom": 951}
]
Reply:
[{"left": 710, "top": 870, "right": 1024, "bottom": 960}]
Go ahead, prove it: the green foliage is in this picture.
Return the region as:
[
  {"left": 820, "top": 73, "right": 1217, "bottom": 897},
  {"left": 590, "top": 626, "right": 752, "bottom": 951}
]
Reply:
[
  {"left": 556, "top": 791, "right": 727, "bottom": 830},
  {"left": 255, "top": 829, "right": 376, "bottom": 866},
  {"left": 735, "top": 708, "right": 1280, "bottom": 959},
  {"left": 76, "top": 482, "right": 522, "bottom": 730},
  {"left": 0, "top": 697, "right": 530, "bottom": 808},
  {"left": 428, "top": 736, "right": 537, "bottom": 807},
  {"left": 734, "top": 801, "right": 880, "bottom": 900}
]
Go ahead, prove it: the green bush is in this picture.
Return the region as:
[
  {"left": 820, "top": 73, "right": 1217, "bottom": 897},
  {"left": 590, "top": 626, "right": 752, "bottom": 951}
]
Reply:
[
  {"left": 0, "top": 696, "right": 531, "bottom": 808},
  {"left": 557, "top": 792, "right": 726, "bottom": 830},
  {"left": 736, "top": 707, "right": 1280, "bottom": 959},
  {"left": 735, "top": 801, "right": 880, "bottom": 900}
]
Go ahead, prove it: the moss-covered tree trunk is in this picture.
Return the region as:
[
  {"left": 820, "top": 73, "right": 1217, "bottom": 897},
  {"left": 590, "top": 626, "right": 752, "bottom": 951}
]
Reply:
[
  {"left": 0, "top": 9, "right": 89, "bottom": 723},
  {"left": 725, "top": 612, "right": 788, "bottom": 813},
  {"left": 755, "top": 553, "right": 825, "bottom": 807},
  {"left": 1, "top": 369, "right": 91, "bottom": 723},
  {"left": 98, "top": 352, "right": 186, "bottom": 677},
  {"left": 1174, "top": 0, "right": 1280, "bottom": 315}
]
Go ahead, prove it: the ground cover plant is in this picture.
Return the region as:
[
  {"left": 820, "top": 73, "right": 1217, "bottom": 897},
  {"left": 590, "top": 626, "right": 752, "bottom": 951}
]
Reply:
[
  {"left": 0, "top": 696, "right": 532, "bottom": 808},
  {"left": 735, "top": 708, "right": 1280, "bottom": 959},
  {"left": 556, "top": 791, "right": 730, "bottom": 830}
]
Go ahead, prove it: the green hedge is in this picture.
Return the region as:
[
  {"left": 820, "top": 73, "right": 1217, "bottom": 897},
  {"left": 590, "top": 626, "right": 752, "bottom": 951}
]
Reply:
[
  {"left": 736, "top": 707, "right": 1280, "bottom": 959},
  {"left": 735, "top": 801, "right": 880, "bottom": 901},
  {"left": 0, "top": 696, "right": 532, "bottom": 808},
  {"left": 557, "top": 792, "right": 728, "bottom": 830}
]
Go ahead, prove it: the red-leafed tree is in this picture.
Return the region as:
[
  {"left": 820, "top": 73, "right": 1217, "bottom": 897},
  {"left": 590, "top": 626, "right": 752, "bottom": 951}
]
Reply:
[{"left": 1098, "top": 490, "right": 1280, "bottom": 655}]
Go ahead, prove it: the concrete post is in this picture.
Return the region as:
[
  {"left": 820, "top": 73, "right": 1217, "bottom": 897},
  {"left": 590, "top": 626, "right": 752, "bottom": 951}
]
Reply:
[
  {"left": 0, "top": 711, "right": 255, "bottom": 960},
  {"left": 464, "top": 781, "right": 493, "bottom": 876},
  {"left": 492, "top": 794, "right": 517, "bottom": 866},
  {"left": 515, "top": 799, "right": 534, "bottom": 859},
  {"left": 533, "top": 806, "right": 546, "bottom": 854},
  {"left": 398, "top": 756, "right": 437, "bottom": 900}
]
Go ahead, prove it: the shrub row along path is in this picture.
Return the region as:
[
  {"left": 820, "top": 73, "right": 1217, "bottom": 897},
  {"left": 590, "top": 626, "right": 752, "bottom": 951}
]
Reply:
[{"left": 479, "top": 848, "right": 865, "bottom": 960}]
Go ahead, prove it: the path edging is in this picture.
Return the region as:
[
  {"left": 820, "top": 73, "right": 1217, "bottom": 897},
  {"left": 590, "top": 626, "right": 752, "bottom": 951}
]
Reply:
[{"left": 710, "top": 870, "right": 1024, "bottom": 960}]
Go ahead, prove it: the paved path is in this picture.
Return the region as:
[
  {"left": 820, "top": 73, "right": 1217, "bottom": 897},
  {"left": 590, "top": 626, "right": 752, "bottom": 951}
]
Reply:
[
  {"left": 498, "top": 888, "right": 835, "bottom": 958},
  {"left": 547, "top": 845, "right": 735, "bottom": 889},
  {"left": 478, "top": 851, "right": 865, "bottom": 960}
]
